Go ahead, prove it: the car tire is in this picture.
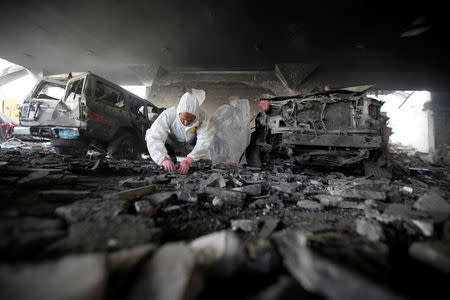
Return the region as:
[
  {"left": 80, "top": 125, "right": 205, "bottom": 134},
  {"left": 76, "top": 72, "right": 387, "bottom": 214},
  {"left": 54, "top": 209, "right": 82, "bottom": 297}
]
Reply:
[
  {"left": 107, "top": 131, "right": 138, "bottom": 159},
  {"left": 246, "top": 145, "right": 262, "bottom": 168}
]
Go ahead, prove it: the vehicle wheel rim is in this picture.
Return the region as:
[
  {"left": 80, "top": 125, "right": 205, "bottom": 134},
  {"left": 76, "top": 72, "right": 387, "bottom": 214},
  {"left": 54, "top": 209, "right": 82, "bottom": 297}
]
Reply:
[{"left": 120, "top": 140, "right": 135, "bottom": 158}]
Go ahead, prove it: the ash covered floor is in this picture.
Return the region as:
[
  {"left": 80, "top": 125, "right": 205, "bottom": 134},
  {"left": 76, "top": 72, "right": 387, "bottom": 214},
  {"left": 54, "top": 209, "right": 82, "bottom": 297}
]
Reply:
[{"left": 0, "top": 146, "right": 449, "bottom": 300}]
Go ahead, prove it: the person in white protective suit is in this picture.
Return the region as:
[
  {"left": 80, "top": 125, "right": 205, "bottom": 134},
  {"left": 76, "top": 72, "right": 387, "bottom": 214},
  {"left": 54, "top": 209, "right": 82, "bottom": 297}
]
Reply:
[{"left": 146, "top": 92, "right": 215, "bottom": 174}]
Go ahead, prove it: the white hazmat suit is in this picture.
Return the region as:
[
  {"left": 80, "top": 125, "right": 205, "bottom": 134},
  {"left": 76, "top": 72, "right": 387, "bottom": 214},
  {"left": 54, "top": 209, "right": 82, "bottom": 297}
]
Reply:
[{"left": 145, "top": 92, "right": 215, "bottom": 167}]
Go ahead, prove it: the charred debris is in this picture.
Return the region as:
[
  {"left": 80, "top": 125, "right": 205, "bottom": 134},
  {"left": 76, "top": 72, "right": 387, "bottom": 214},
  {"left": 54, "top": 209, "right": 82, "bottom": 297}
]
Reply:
[{"left": 0, "top": 140, "right": 449, "bottom": 300}]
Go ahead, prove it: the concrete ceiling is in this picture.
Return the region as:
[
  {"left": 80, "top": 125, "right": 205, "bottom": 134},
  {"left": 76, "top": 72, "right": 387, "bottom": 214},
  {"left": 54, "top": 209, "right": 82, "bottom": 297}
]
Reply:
[{"left": 0, "top": 0, "right": 449, "bottom": 91}]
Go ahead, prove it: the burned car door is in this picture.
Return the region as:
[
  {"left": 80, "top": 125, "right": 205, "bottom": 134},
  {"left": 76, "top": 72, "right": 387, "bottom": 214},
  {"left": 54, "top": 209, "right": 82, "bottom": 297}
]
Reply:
[
  {"left": 50, "top": 76, "right": 86, "bottom": 127},
  {"left": 127, "top": 94, "right": 153, "bottom": 138},
  {"left": 86, "top": 78, "right": 129, "bottom": 142}
]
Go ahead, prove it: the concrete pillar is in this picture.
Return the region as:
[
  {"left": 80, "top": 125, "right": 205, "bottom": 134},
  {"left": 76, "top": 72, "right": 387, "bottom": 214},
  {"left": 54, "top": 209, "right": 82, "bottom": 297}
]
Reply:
[
  {"left": 144, "top": 86, "right": 152, "bottom": 100},
  {"left": 430, "top": 92, "right": 450, "bottom": 152},
  {"left": 427, "top": 110, "right": 435, "bottom": 153}
]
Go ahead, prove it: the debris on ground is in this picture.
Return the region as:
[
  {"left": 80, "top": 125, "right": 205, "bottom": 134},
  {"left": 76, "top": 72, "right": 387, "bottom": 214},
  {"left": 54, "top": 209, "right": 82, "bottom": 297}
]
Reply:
[{"left": 0, "top": 148, "right": 449, "bottom": 300}]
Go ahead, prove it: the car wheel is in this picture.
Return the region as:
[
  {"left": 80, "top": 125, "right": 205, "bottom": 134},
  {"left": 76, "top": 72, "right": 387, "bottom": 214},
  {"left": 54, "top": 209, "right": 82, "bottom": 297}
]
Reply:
[
  {"left": 107, "top": 132, "right": 138, "bottom": 159},
  {"left": 246, "top": 145, "right": 262, "bottom": 168}
]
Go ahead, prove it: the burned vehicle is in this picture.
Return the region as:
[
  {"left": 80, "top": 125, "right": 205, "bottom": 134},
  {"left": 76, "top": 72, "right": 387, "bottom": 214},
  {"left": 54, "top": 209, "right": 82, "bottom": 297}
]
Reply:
[
  {"left": 12, "top": 74, "right": 68, "bottom": 142},
  {"left": 247, "top": 86, "right": 390, "bottom": 169},
  {"left": 18, "top": 72, "right": 161, "bottom": 158}
]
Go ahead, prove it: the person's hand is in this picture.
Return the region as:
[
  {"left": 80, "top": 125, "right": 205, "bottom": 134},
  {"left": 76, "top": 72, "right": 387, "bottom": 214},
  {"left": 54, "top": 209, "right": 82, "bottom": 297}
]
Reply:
[
  {"left": 161, "top": 157, "right": 176, "bottom": 172},
  {"left": 178, "top": 157, "right": 194, "bottom": 174}
]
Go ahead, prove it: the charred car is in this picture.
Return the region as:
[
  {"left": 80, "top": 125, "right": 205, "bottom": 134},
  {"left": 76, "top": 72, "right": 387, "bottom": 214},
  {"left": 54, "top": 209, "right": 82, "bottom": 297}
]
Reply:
[
  {"left": 247, "top": 86, "right": 390, "bottom": 169},
  {"left": 17, "top": 72, "right": 162, "bottom": 158}
]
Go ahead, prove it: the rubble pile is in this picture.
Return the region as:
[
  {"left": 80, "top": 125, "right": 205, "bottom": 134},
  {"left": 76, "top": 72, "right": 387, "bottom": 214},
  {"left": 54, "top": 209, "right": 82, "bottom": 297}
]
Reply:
[
  {"left": 388, "top": 143, "right": 450, "bottom": 176},
  {"left": 0, "top": 149, "right": 449, "bottom": 300}
]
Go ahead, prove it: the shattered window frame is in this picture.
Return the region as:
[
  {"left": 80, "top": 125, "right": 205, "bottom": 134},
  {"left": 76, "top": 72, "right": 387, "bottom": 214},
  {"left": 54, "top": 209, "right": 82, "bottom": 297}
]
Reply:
[
  {"left": 32, "top": 81, "right": 66, "bottom": 101},
  {"left": 64, "top": 78, "right": 85, "bottom": 103},
  {"left": 93, "top": 79, "right": 124, "bottom": 109}
]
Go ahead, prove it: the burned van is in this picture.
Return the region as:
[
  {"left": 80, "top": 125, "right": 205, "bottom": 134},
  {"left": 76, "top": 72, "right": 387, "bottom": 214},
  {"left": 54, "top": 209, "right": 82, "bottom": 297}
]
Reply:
[
  {"left": 247, "top": 86, "right": 391, "bottom": 169},
  {"left": 18, "top": 72, "right": 161, "bottom": 158}
]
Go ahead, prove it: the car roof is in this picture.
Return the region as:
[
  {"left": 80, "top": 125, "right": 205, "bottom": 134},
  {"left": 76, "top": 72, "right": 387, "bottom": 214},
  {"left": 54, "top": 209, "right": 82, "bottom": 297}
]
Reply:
[{"left": 78, "top": 73, "right": 158, "bottom": 108}]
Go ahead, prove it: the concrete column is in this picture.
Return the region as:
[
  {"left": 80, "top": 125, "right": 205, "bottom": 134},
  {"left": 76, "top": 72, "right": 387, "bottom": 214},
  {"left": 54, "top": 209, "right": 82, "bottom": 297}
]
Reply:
[
  {"left": 430, "top": 92, "right": 450, "bottom": 152},
  {"left": 428, "top": 110, "right": 435, "bottom": 153},
  {"left": 144, "top": 86, "right": 152, "bottom": 100}
]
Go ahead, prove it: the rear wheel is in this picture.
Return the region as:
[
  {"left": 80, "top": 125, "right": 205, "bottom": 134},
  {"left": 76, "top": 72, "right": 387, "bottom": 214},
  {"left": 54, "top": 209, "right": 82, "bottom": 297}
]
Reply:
[
  {"left": 107, "top": 131, "right": 138, "bottom": 159},
  {"left": 246, "top": 145, "right": 262, "bottom": 168}
]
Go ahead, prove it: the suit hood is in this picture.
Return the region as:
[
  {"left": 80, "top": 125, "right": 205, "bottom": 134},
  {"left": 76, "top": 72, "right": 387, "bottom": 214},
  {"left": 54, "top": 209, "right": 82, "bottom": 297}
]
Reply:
[{"left": 176, "top": 92, "right": 200, "bottom": 117}]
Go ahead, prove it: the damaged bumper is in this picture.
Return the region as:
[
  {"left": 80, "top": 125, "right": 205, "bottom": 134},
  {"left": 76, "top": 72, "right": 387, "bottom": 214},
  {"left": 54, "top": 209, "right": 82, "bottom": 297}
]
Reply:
[
  {"left": 14, "top": 126, "right": 80, "bottom": 139},
  {"left": 294, "top": 149, "right": 370, "bottom": 166},
  {"left": 12, "top": 127, "right": 31, "bottom": 136},
  {"left": 281, "top": 133, "right": 378, "bottom": 166},
  {"left": 282, "top": 133, "right": 382, "bottom": 149}
]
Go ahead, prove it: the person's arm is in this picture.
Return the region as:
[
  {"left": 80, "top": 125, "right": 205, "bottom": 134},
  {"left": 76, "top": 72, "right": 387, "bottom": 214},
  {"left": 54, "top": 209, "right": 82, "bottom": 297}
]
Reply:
[
  {"left": 187, "top": 119, "right": 216, "bottom": 161},
  {"left": 145, "top": 110, "right": 171, "bottom": 165}
]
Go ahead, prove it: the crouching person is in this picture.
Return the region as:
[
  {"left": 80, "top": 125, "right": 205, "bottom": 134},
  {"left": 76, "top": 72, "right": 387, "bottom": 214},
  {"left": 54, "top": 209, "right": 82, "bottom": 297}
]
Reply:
[{"left": 146, "top": 92, "right": 215, "bottom": 174}]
